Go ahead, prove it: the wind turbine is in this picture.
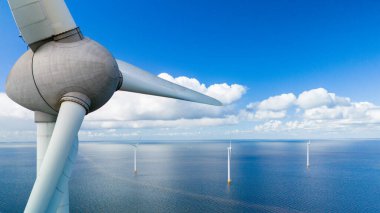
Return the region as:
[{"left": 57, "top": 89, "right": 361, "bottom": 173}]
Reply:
[
  {"left": 4, "top": 1, "right": 222, "bottom": 212},
  {"left": 227, "top": 141, "right": 232, "bottom": 184},
  {"left": 133, "top": 139, "right": 139, "bottom": 174},
  {"left": 134, "top": 144, "right": 137, "bottom": 174},
  {"left": 307, "top": 140, "right": 311, "bottom": 168}
]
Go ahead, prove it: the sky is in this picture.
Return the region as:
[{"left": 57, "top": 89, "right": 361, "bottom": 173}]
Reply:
[{"left": 0, "top": 0, "right": 380, "bottom": 141}]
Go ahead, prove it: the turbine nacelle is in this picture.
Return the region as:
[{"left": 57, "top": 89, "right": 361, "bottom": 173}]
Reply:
[
  {"left": 6, "top": 37, "right": 222, "bottom": 117},
  {"left": 6, "top": 38, "right": 120, "bottom": 115}
]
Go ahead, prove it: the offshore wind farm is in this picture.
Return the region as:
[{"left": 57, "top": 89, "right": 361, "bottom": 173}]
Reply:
[
  {"left": 2, "top": 139, "right": 380, "bottom": 212},
  {"left": 1, "top": 0, "right": 380, "bottom": 212}
]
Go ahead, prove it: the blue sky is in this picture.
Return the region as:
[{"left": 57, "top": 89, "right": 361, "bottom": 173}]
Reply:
[{"left": 0, "top": 1, "right": 380, "bottom": 140}]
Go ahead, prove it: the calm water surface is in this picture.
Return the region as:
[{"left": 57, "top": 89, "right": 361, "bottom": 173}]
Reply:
[{"left": 1, "top": 140, "right": 380, "bottom": 212}]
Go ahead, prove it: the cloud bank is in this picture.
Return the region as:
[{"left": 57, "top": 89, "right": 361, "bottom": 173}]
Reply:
[
  {"left": 0, "top": 71, "right": 379, "bottom": 140},
  {"left": 84, "top": 73, "right": 246, "bottom": 129},
  {"left": 0, "top": 73, "right": 245, "bottom": 140},
  {"left": 244, "top": 88, "right": 380, "bottom": 136}
]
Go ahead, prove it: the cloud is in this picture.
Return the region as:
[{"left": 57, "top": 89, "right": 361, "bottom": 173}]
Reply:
[
  {"left": 254, "top": 120, "right": 283, "bottom": 132},
  {"left": 84, "top": 116, "right": 239, "bottom": 130},
  {"left": 84, "top": 73, "right": 245, "bottom": 129},
  {"left": 0, "top": 94, "right": 34, "bottom": 141},
  {"left": 244, "top": 88, "right": 380, "bottom": 137},
  {"left": 303, "top": 106, "right": 345, "bottom": 120},
  {"left": 0, "top": 72, "right": 245, "bottom": 140},
  {"left": 158, "top": 73, "right": 246, "bottom": 105},
  {"left": 302, "top": 101, "right": 380, "bottom": 122},
  {"left": 206, "top": 83, "right": 246, "bottom": 105},
  {"left": 257, "top": 93, "right": 296, "bottom": 111},
  {"left": 296, "top": 88, "right": 350, "bottom": 109},
  {"left": 0, "top": 93, "right": 33, "bottom": 119},
  {"left": 253, "top": 110, "right": 287, "bottom": 120},
  {"left": 243, "top": 93, "right": 295, "bottom": 121},
  {"left": 1, "top": 84, "right": 380, "bottom": 140},
  {"left": 367, "top": 109, "right": 380, "bottom": 122}
]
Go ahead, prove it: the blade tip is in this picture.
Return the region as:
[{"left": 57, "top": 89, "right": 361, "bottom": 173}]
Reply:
[{"left": 208, "top": 98, "right": 223, "bottom": 106}]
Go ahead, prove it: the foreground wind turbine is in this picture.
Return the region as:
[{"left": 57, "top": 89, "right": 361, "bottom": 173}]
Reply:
[
  {"left": 227, "top": 141, "right": 232, "bottom": 184},
  {"left": 307, "top": 140, "right": 311, "bottom": 168},
  {"left": 5, "top": 1, "right": 222, "bottom": 212}
]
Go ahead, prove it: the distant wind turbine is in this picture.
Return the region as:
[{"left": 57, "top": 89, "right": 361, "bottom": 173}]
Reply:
[
  {"left": 227, "top": 141, "right": 232, "bottom": 184},
  {"left": 133, "top": 141, "right": 139, "bottom": 174},
  {"left": 307, "top": 140, "right": 311, "bottom": 168}
]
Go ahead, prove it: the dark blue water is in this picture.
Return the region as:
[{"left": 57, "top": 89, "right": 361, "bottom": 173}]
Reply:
[{"left": 1, "top": 140, "right": 380, "bottom": 212}]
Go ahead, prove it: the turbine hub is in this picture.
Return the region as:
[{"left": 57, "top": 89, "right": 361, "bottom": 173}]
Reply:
[{"left": 6, "top": 38, "right": 121, "bottom": 115}]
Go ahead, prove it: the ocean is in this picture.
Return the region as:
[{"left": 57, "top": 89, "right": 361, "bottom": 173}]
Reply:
[{"left": 1, "top": 139, "right": 380, "bottom": 212}]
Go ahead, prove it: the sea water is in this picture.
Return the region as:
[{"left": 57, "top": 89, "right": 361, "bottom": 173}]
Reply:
[{"left": 1, "top": 140, "right": 380, "bottom": 212}]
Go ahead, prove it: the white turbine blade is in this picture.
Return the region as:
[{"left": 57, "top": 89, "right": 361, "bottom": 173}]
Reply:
[
  {"left": 7, "top": 0, "right": 77, "bottom": 45},
  {"left": 117, "top": 60, "right": 222, "bottom": 106},
  {"left": 25, "top": 101, "right": 85, "bottom": 213}
]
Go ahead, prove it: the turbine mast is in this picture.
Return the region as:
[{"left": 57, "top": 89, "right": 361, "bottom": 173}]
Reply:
[
  {"left": 35, "top": 112, "right": 73, "bottom": 212},
  {"left": 227, "top": 141, "right": 232, "bottom": 184},
  {"left": 25, "top": 101, "right": 86, "bottom": 213},
  {"left": 134, "top": 145, "right": 137, "bottom": 174},
  {"left": 307, "top": 140, "right": 310, "bottom": 168}
]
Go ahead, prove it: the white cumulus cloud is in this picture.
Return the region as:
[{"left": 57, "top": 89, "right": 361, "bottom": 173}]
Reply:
[
  {"left": 254, "top": 120, "right": 283, "bottom": 132},
  {"left": 1, "top": 84, "right": 380, "bottom": 140},
  {"left": 243, "top": 93, "right": 296, "bottom": 121},
  {"left": 253, "top": 110, "right": 287, "bottom": 120},
  {"left": 85, "top": 73, "right": 245, "bottom": 129},
  {"left": 296, "top": 88, "right": 350, "bottom": 109},
  {"left": 158, "top": 73, "right": 246, "bottom": 105},
  {"left": 257, "top": 93, "right": 296, "bottom": 111},
  {"left": 0, "top": 93, "right": 33, "bottom": 119},
  {"left": 0, "top": 72, "right": 246, "bottom": 140}
]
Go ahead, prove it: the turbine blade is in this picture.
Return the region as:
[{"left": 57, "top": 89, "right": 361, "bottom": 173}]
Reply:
[
  {"left": 117, "top": 60, "right": 222, "bottom": 106},
  {"left": 7, "top": 0, "right": 77, "bottom": 46},
  {"left": 25, "top": 101, "right": 86, "bottom": 213}
]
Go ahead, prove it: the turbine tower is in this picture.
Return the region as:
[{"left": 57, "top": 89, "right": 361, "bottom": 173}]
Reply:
[
  {"left": 307, "top": 140, "right": 311, "bottom": 168},
  {"left": 227, "top": 141, "right": 232, "bottom": 184},
  {"left": 5, "top": 1, "right": 222, "bottom": 212},
  {"left": 133, "top": 142, "right": 138, "bottom": 174},
  {"left": 134, "top": 145, "right": 137, "bottom": 173}
]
